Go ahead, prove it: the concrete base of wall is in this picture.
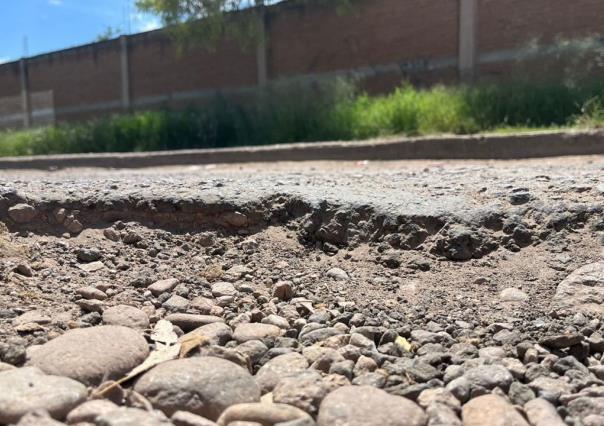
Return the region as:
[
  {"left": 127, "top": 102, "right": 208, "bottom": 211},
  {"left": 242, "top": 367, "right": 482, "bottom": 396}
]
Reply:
[{"left": 0, "top": 130, "right": 603, "bottom": 170}]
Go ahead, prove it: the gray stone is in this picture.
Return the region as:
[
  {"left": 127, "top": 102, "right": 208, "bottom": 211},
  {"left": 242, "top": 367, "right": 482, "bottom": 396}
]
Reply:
[
  {"left": 8, "top": 203, "right": 36, "bottom": 223},
  {"left": 478, "top": 346, "right": 506, "bottom": 360},
  {"left": 273, "top": 281, "right": 294, "bottom": 301},
  {"left": 27, "top": 326, "right": 149, "bottom": 386},
  {"left": 540, "top": 333, "right": 583, "bottom": 349},
  {"left": 426, "top": 403, "right": 461, "bottom": 426},
  {"left": 15, "top": 410, "right": 66, "bottom": 426},
  {"left": 180, "top": 322, "right": 233, "bottom": 346},
  {"left": 326, "top": 268, "right": 348, "bottom": 281},
  {"left": 299, "top": 327, "right": 343, "bottom": 345},
  {"left": 134, "top": 357, "right": 260, "bottom": 420},
  {"left": 76, "top": 286, "right": 108, "bottom": 300},
  {"left": 528, "top": 376, "right": 574, "bottom": 402},
  {"left": 12, "top": 310, "right": 51, "bottom": 327},
  {"left": 508, "top": 381, "right": 536, "bottom": 406},
  {"left": 500, "top": 287, "right": 528, "bottom": 302},
  {"left": 462, "top": 394, "right": 528, "bottom": 426},
  {"left": 233, "top": 323, "right": 283, "bottom": 343},
  {"left": 0, "top": 367, "right": 87, "bottom": 424},
  {"left": 255, "top": 352, "right": 309, "bottom": 394},
  {"left": 211, "top": 282, "right": 237, "bottom": 298},
  {"left": 566, "top": 396, "right": 604, "bottom": 420},
  {"left": 165, "top": 313, "right": 224, "bottom": 331},
  {"left": 552, "top": 262, "right": 604, "bottom": 317},
  {"left": 102, "top": 305, "right": 150, "bottom": 329},
  {"left": 524, "top": 398, "right": 565, "bottom": 426},
  {"left": 148, "top": 278, "right": 179, "bottom": 296},
  {"left": 463, "top": 364, "right": 513, "bottom": 391},
  {"left": 162, "top": 294, "right": 190, "bottom": 311},
  {"left": 216, "top": 403, "right": 312, "bottom": 426},
  {"left": 95, "top": 407, "right": 172, "bottom": 426},
  {"left": 273, "top": 370, "right": 328, "bottom": 415},
  {"left": 76, "top": 248, "right": 101, "bottom": 263},
  {"left": 66, "top": 399, "right": 119, "bottom": 424},
  {"left": 172, "top": 410, "right": 218, "bottom": 426},
  {"left": 317, "top": 385, "right": 427, "bottom": 426}
]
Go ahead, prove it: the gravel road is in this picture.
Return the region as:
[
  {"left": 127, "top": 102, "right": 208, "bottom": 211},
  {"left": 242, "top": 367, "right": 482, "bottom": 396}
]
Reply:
[{"left": 0, "top": 156, "right": 602, "bottom": 425}]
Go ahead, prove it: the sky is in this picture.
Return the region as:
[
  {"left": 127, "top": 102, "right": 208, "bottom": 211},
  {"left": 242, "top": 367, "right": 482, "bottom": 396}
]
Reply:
[{"left": 0, "top": 0, "right": 162, "bottom": 64}]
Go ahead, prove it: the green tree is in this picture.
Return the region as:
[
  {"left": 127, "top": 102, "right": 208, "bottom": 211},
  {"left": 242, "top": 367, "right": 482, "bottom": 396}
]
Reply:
[
  {"left": 135, "top": 0, "right": 355, "bottom": 50},
  {"left": 95, "top": 26, "right": 122, "bottom": 42}
]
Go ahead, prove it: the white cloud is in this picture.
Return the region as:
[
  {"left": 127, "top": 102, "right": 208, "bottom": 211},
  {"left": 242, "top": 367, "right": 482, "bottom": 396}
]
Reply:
[
  {"left": 49, "top": 0, "right": 63, "bottom": 6},
  {"left": 132, "top": 13, "right": 162, "bottom": 33}
]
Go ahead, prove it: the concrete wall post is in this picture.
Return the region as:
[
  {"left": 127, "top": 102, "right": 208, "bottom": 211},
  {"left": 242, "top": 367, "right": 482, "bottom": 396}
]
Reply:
[
  {"left": 459, "top": 0, "right": 478, "bottom": 82},
  {"left": 120, "top": 35, "right": 131, "bottom": 110},
  {"left": 19, "top": 58, "right": 32, "bottom": 128}
]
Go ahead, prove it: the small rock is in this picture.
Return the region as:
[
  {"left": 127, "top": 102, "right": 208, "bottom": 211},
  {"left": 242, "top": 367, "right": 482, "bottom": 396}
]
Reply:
[
  {"left": 134, "top": 357, "right": 260, "bottom": 420},
  {"left": 273, "top": 281, "right": 294, "bottom": 301},
  {"left": 66, "top": 400, "right": 119, "bottom": 424},
  {"left": 180, "top": 322, "right": 233, "bottom": 346},
  {"left": 27, "top": 325, "right": 149, "bottom": 386},
  {"left": 12, "top": 310, "right": 51, "bottom": 327},
  {"left": 102, "top": 305, "right": 150, "bottom": 329},
  {"left": 14, "top": 264, "right": 33, "bottom": 277},
  {"left": 163, "top": 295, "right": 190, "bottom": 312},
  {"left": 463, "top": 364, "right": 513, "bottom": 391},
  {"left": 540, "top": 333, "right": 583, "bottom": 349},
  {"left": 77, "top": 298, "right": 104, "bottom": 313},
  {"left": 103, "top": 228, "right": 120, "bottom": 242},
  {"left": 171, "top": 410, "right": 218, "bottom": 426},
  {"left": 216, "top": 402, "right": 312, "bottom": 426},
  {"left": 212, "top": 282, "right": 237, "bottom": 298},
  {"left": 233, "top": 323, "right": 283, "bottom": 343},
  {"left": 500, "top": 288, "right": 528, "bottom": 302},
  {"left": 0, "top": 367, "right": 87, "bottom": 424},
  {"left": 552, "top": 262, "right": 604, "bottom": 317},
  {"left": 64, "top": 217, "right": 84, "bottom": 234},
  {"left": 76, "top": 286, "right": 108, "bottom": 300},
  {"left": 255, "top": 352, "right": 309, "bottom": 394},
  {"left": 317, "top": 385, "right": 427, "bottom": 426},
  {"left": 326, "top": 268, "right": 349, "bottom": 281},
  {"left": 15, "top": 410, "right": 66, "bottom": 426},
  {"left": 148, "top": 278, "right": 179, "bottom": 296},
  {"left": 165, "top": 313, "right": 224, "bottom": 332},
  {"left": 273, "top": 370, "right": 328, "bottom": 415},
  {"left": 8, "top": 203, "right": 36, "bottom": 223},
  {"left": 76, "top": 247, "right": 102, "bottom": 263},
  {"left": 524, "top": 398, "right": 566, "bottom": 426},
  {"left": 95, "top": 407, "right": 172, "bottom": 426},
  {"left": 78, "top": 261, "right": 105, "bottom": 272},
  {"left": 462, "top": 394, "right": 528, "bottom": 426}
]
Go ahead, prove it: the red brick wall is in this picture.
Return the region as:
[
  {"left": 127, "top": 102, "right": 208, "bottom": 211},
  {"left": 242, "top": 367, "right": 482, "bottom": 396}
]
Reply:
[
  {"left": 267, "top": 0, "right": 459, "bottom": 78},
  {"left": 478, "top": 0, "right": 604, "bottom": 52},
  {"left": 128, "top": 31, "right": 257, "bottom": 102},
  {"left": 27, "top": 41, "right": 122, "bottom": 114},
  {"left": 0, "top": 62, "right": 21, "bottom": 97}
]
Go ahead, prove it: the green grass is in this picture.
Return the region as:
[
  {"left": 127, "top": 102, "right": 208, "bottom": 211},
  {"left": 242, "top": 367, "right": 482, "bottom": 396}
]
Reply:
[{"left": 2, "top": 79, "right": 604, "bottom": 157}]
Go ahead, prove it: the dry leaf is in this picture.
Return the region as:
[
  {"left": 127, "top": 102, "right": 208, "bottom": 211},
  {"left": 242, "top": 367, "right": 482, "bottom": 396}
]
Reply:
[
  {"left": 95, "top": 343, "right": 181, "bottom": 396},
  {"left": 395, "top": 336, "right": 416, "bottom": 353},
  {"left": 151, "top": 319, "right": 178, "bottom": 346},
  {"left": 179, "top": 333, "right": 209, "bottom": 358}
]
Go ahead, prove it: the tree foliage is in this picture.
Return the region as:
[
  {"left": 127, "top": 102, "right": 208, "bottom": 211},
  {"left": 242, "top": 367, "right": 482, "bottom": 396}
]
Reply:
[{"left": 135, "top": 0, "right": 356, "bottom": 50}]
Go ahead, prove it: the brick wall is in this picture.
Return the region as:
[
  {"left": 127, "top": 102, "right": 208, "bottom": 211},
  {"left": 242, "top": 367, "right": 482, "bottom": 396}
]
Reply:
[{"left": 0, "top": 0, "right": 603, "bottom": 128}]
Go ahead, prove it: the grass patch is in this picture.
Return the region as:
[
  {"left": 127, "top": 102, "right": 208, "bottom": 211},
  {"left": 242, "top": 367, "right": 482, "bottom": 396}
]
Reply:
[{"left": 1, "top": 79, "right": 604, "bottom": 157}]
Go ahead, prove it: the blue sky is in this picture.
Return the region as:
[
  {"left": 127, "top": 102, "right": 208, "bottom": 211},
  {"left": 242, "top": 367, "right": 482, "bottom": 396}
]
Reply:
[{"left": 0, "top": 0, "right": 162, "bottom": 63}]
